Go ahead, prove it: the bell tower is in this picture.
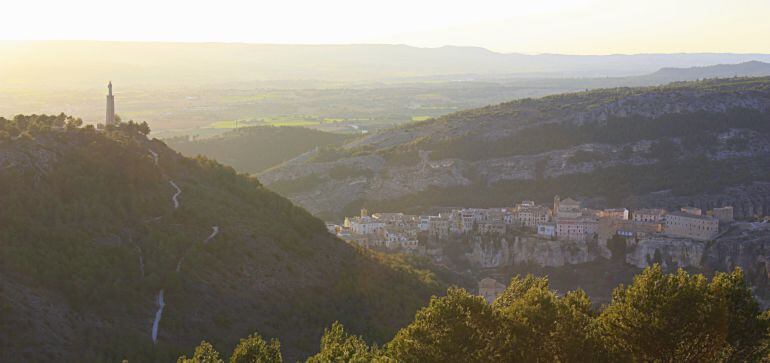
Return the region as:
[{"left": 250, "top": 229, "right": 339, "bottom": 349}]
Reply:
[{"left": 106, "top": 81, "right": 116, "bottom": 126}]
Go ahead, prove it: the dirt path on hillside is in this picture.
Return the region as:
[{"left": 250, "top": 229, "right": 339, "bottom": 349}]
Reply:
[{"left": 147, "top": 147, "right": 221, "bottom": 344}]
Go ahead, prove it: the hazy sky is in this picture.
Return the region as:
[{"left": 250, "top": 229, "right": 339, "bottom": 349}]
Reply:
[{"left": 3, "top": 0, "right": 770, "bottom": 54}]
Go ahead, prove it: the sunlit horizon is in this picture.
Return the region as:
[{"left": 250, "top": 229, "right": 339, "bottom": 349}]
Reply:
[{"left": 3, "top": 0, "right": 770, "bottom": 55}]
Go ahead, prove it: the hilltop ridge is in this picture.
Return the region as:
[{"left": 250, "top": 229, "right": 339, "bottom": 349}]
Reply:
[
  {"left": 261, "top": 77, "right": 770, "bottom": 218},
  {"left": 0, "top": 115, "right": 454, "bottom": 362}
]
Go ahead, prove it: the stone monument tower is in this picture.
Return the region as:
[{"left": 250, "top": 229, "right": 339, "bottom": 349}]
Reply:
[{"left": 106, "top": 81, "right": 116, "bottom": 126}]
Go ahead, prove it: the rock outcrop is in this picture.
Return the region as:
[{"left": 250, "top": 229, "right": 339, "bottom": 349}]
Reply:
[{"left": 460, "top": 223, "right": 770, "bottom": 297}]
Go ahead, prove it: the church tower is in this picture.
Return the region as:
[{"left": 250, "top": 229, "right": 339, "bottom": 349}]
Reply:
[
  {"left": 106, "top": 81, "right": 116, "bottom": 126},
  {"left": 553, "top": 195, "right": 560, "bottom": 216}
]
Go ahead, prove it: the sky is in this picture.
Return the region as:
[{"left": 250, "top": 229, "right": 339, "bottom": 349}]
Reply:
[{"left": 3, "top": 0, "right": 770, "bottom": 54}]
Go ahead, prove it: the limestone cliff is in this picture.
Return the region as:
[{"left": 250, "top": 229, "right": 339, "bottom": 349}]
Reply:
[
  {"left": 261, "top": 78, "right": 770, "bottom": 217},
  {"left": 458, "top": 223, "right": 770, "bottom": 301},
  {"left": 467, "top": 236, "right": 595, "bottom": 268}
]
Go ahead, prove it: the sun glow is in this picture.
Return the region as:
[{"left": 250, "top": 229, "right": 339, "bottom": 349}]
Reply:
[{"left": 1, "top": 0, "right": 769, "bottom": 54}]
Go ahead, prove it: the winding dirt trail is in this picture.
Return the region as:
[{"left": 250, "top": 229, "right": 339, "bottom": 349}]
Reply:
[
  {"left": 204, "top": 226, "right": 220, "bottom": 244},
  {"left": 169, "top": 181, "right": 181, "bottom": 209},
  {"left": 148, "top": 149, "right": 159, "bottom": 166},
  {"left": 151, "top": 289, "right": 165, "bottom": 344},
  {"left": 146, "top": 147, "right": 221, "bottom": 344}
]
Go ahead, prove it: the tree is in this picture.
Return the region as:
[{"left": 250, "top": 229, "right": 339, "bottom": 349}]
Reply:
[
  {"left": 387, "top": 288, "right": 500, "bottom": 363},
  {"left": 65, "top": 117, "right": 83, "bottom": 130},
  {"left": 709, "top": 268, "right": 770, "bottom": 361},
  {"left": 306, "top": 322, "right": 384, "bottom": 363},
  {"left": 177, "top": 341, "right": 224, "bottom": 363},
  {"left": 138, "top": 121, "right": 151, "bottom": 136},
  {"left": 230, "top": 333, "right": 282, "bottom": 363},
  {"left": 596, "top": 265, "right": 730, "bottom": 362},
  {"left": 494, "top": 276, "right": 603, "bottom": 362}
]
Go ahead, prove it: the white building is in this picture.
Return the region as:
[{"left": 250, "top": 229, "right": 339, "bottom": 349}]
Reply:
[
  {"left": 428, "top": 215, "right": 451, "bottom": 239},
  {"left": 556, "top": 217, "right": 598, "bottom": 241},
  {"left": 514, "top": 204, "right": 551, "bottom": 228},
  {"left": 347, "top": 216, "right": 385, "bottom": 235},
  {"left": 419, "top": 216, "right": 431, "bottom": 231}
]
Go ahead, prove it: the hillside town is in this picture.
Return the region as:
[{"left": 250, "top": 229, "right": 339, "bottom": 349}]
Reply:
[
  {"left": 328, "top": 196, "right": 742, "bottom": 303},
  {"left": 329, "top": 196, "right": 735, "bottom": 253}
]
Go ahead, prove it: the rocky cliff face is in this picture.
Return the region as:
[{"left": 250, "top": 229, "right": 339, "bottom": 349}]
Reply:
[
  {"left": 464, "top": 223, "right": 769, "bottom": 271},
  {"left": 624, "top": 182, "right": 770, "bottom": 219},
  {"left": 703, "top": 222, "right": 770, "bottom": 279},
  {"left": 261, "top": 78, "right": 770, "bottom": 217},
  {"left": 624, "top": 237, "right": 706, "bottom": 269},
  {"left": 458, "top": 223, "right": 770, "bottom": 303},
  {"left": 467, "top": 236, "right": 595, "bottom": 268}
]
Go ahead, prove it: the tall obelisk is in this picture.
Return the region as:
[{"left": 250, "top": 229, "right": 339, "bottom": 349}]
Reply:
[{"left": 106, "top": 81, "right": 115, "bottom": 126}]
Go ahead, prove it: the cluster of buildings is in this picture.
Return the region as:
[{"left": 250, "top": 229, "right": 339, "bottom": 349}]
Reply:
[
  {"left": 473, "top": 201, "right": 734, "bottom": 305},
  {"left": 329, "top": 196, "right": 735, "bottom": 253},
  {"left": 327, "top": 209, "right": 421, "bottom": 251}
]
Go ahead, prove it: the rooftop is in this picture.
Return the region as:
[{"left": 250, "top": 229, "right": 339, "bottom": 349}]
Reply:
[{"left": 668, "top": 211, "right": 718, "bottom": 221}]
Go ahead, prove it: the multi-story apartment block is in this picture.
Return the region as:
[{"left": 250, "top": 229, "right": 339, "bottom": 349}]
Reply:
[
  {"left": 665, "top": 211, "right": 719, "bottom": 241},
  {"left": 345, "top": 216, "right": 386, "bottom": 235},
  {"left": 428, "top": 215, "right": 451, "bottom": 239},
  {"left": 515, "top": 205, "right": 551, "bottom": 228},
  {"left": 556, "top": 217, "right": 598, "bottom": 241}
]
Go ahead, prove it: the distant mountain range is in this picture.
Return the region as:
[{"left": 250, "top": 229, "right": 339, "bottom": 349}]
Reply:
[
  {"left": 3, "top": 41, "right": 770, "bottom": 88},
  {"left": 635, "top": 61, "right": 770, "bottom": 84}
]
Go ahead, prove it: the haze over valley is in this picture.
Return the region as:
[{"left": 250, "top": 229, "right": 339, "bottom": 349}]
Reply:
[{"left": 3, "top": 1, "right": 770, "bottom": 362}]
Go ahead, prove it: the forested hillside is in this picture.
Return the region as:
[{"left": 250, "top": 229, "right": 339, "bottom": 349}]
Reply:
[
  {"left": 166, "top": 126, "right": 352, "bottom": 174},
  {"left": 260, "top": 78, "right": 770, "bottom": 218},
  {"left": 0, "top": 114, "right": 455, "bottom": 362}
]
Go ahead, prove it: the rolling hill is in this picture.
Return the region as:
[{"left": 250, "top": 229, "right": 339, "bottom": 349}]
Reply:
[
  {"left": 0, "top": 115, "right": 456, "bottom": 362},
  {"left": 260, "top": 77, "right": 770, "bottom": 219},
  {"left": 636, "top": 61, "right": 770, "bottom": 84},
  {"left": 165, "top": 126, "right": 353, "bottom": 174}
]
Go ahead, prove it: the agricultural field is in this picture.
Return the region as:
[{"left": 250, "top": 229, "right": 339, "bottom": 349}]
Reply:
[{"left": 1, "top": 77, "right": 626, "bottom": 140}]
